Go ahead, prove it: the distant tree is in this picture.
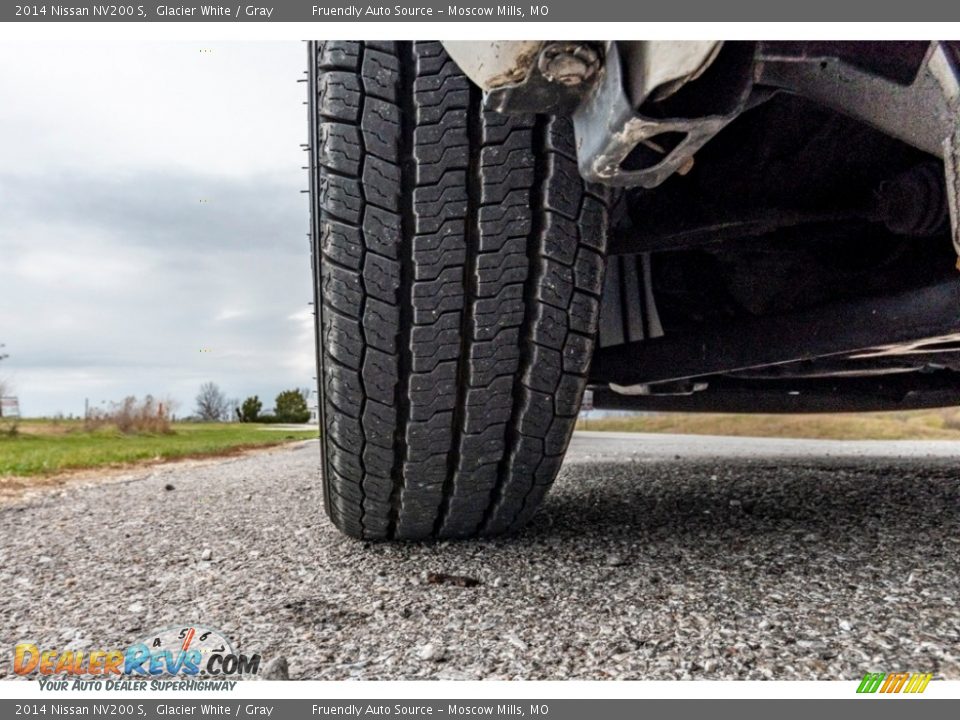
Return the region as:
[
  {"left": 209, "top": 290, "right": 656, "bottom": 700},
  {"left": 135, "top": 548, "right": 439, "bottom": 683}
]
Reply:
[
  {"left": 239, "top": 395, "right": 262, "bottom": 423},
  {"left": 274, "top": 388, "right": 310, "bottom": 423},
  {"left": 195, "top": 382, "right": 229, "bottom": 422}
]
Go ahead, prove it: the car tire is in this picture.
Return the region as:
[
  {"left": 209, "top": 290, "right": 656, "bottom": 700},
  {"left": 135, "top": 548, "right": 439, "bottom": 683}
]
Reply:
[{"left": 309, "top": 40, "right": 609, "bottom": 539}]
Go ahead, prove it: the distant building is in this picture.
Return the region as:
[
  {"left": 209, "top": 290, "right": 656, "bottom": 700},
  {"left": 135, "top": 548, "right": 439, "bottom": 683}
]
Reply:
[{"left": 0, "top": 396, "right": 20, "bottom": 418}]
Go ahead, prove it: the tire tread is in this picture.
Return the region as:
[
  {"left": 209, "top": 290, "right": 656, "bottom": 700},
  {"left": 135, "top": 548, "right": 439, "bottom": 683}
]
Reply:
[{"left": 313, "top": 41, "right": 608, "bottom": 539}]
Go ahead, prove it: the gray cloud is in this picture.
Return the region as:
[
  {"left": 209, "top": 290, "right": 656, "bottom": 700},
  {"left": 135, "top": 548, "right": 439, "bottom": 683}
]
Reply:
[
  {"left": 0, "top": 42, "right": 317, "bottom": 417},
  {"left": 1, "top": 171, "right": 308, "bottom": 252}
]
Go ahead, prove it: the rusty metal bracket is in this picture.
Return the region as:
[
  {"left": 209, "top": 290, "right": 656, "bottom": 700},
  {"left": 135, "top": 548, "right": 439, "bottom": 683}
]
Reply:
[
  {"left": 571, "top": 41, "right": 755, "bottom": 188},
  {"left": 443, "top": 40, "right": 592, "bottom": 116}
]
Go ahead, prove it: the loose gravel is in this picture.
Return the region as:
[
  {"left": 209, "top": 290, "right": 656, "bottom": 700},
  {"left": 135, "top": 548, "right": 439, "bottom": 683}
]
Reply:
[{"left": 1, "top": 435, "right": 958, "bottom": 680}]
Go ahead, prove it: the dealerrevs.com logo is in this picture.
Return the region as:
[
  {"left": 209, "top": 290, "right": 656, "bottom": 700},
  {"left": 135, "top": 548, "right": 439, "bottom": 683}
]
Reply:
[{"left": 14, "top": 625, "right": 261, "bottom": 688}]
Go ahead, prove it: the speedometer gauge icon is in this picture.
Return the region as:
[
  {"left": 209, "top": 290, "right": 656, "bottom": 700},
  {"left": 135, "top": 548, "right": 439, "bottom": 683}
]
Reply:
[{"left": 138, "top": 625, "right": 235, "bottom": 676}]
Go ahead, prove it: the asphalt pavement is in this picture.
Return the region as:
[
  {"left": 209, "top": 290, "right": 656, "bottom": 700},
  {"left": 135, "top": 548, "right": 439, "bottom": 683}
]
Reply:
[{"left": 1, "top": 432, "right": 958, "bottom": 680}]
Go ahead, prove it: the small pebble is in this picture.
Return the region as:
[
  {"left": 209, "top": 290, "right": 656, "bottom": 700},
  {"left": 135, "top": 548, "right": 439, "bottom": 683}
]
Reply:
[
  {"left": 417, "top": 644, "right": 443, "bottom": 662},
  {"left": 261, "top": 656, "right": 289, "bottom": 680}
]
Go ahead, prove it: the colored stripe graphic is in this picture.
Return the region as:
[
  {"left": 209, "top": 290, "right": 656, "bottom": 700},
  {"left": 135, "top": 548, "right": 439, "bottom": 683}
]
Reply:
[
  {"left": 857, "top": 673, "right": 886, "bottom": 693},
  {"left": 904, "top": 674, "right": 933, "bottom": 693},
  {"left": 881, "top": 672, "right": 909, "bottom": 693},
  {"left": 857, "top": 672, "right": 932, "bottom": 694}
]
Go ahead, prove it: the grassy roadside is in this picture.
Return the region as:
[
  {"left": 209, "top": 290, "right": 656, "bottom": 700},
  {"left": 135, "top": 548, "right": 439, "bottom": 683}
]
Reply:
[
  {"left": 575, "top": 408, "right": 960, "bottom": 441},
  {"left": 0, "top": 421, "right": 318, "bottom": 477}
]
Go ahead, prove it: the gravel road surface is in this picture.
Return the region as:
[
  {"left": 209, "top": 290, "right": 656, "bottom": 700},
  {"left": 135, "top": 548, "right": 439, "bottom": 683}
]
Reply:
[{"left": 1, "top": 432, "right": 958, "bottom": 680}]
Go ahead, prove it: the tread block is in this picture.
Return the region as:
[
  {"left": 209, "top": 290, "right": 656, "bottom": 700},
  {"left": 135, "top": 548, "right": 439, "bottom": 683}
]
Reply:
[
  {"left": 322, "top": 263, "right": 363, "bottom": 316},
  {"left": 361, "top": 98, "right": 401, "bottom": 162},
  {"left": 363, "top": 156, "right": 402, "bottom": 212},
  {"left": 569, "top": 293, "right": 600, "bottom": 336},
  {"left": 318, "top": 122, "right": 362, "bottom": 175},
  {"left": 323, "top": 312, "right": 362, "bottom": 368},
  {"left": 321, "top": 218, "right": 363, "bottom": 270},
  {"left": 535, "top": 258, "right": 575, "bottom": 310},
  {"left": 363, "top": 252, "right": 400, "bottom": 303},
  {"left": 317, "top": 71, "right": 362, "bottom": 123},
  {"left": 362, "top": 206, "right": 401, "bottom": 260},
  {"left": 362, "top": 297, "right": 400, "bottom": 353},
  {"left": 574, "top": 246, "right": 605, "bottom": 297},
  {"left": 361, "top": 348, "right": 398, "bottom": 403},
  {"left": 318, "top": 173, "right": 363, "bottom": 224},
  {"left": 562, "top": 332, "right": 594, "bottom": 374},
  {"left": 361, "top": 48, "right": 400, "bottom": 103},
  {"left": 317, "top": 41, "right": 362, "bottom": 71}
]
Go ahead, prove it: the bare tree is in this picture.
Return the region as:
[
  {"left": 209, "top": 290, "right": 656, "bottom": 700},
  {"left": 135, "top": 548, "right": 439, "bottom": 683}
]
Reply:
[{"left": 194, "top": 382, "right": 229, "bottom": 422}]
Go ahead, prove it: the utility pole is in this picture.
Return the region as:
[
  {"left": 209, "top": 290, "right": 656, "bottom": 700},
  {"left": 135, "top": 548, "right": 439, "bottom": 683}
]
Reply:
[{"left": 0, "top": 344, "right": 7, "bottom": 418}]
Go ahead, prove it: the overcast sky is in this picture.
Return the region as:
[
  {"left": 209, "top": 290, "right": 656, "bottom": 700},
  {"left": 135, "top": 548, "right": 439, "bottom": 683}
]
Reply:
[{"left": 0, "top": 41, "right": 314, "bottom": 417}]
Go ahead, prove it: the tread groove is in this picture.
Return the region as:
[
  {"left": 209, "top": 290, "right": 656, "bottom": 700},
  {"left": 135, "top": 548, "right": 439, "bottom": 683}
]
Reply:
[
  {"left": 387, "top": 41, "right": 417, "bottom": 540},
  {"left": 434, "top": 81, "right": 482, "bottom": 537},
  {"left": 354, "top": 41, "right": 369, "bottom": 537},
  {"left": 477, "top": 115, "right": 548, "bottom": 537}
]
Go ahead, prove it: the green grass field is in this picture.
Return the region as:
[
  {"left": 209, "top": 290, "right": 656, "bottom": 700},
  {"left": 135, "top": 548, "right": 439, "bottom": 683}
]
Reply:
[
  {"left": 576, "top": 408, "right": 960, "bottom": 441},
  {"left": 0, "top": 421, "right": 318, "bottom": 478},
  {"left": 5, "top": 407, "right": 960, "bottom": 482}
]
